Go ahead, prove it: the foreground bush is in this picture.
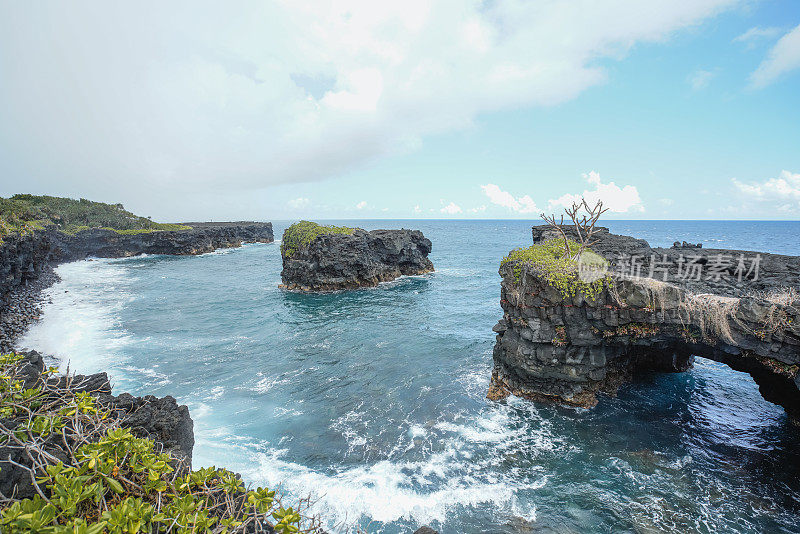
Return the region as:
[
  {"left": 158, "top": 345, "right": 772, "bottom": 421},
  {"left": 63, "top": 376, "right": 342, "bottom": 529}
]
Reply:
[{"left": 0, "top": 353, "right": 321, "bottom": 533}]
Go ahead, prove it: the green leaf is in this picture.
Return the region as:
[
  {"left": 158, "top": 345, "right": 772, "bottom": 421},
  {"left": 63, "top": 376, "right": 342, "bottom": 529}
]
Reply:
[{"left": 105, "top": 477, "right": 124, "bottom": 494}]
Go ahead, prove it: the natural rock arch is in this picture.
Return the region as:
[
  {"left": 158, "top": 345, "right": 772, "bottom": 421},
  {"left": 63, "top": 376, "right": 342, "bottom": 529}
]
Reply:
[{"left": 489, "top": 226, "right": 800, "bottom": 422}]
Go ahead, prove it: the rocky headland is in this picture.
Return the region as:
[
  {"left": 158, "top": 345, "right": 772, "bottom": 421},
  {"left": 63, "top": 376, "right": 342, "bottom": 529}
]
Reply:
[
  {"left": 0, "top": 222, "right": 274, "bottom": 352},
  {"left": 54, "top": 221, "right": 274, "bottom": 261},
  {"left": 490, "top": 225, "right": 800, "bottom": 422},
  {"left": 280, "top": 221, "right": 434, "bottom": 291}
]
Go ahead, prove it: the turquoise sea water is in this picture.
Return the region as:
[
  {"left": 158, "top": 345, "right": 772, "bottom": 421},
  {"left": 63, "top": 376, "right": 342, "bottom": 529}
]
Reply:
[{"left": 20, "top": 220, "right": 800, "bottom": 533}]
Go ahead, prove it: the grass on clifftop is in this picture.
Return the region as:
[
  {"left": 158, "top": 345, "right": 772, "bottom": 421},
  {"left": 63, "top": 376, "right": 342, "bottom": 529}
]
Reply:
[
  {"left": 0, "top": 195, "right": 191, "bottom": 242},
  {"left": 501, "top": 238, "right": 611, "bottom": 300},
  {"left": 281, "top": 221, "right": 355, "bottom": 258},
  {"left": 0, "top": 352, "right": 320, "bottom": 534}
]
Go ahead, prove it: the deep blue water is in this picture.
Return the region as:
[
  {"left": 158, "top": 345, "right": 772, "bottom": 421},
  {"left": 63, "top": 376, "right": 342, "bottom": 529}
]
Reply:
[{"left": 20, "top": 220, "right": 800, "bottom": 533}]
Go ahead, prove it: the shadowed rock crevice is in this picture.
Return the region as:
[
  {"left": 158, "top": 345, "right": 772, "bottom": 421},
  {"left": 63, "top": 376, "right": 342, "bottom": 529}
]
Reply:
[{"left": 490, "top": 226, "right": 800, "bottom": 421}]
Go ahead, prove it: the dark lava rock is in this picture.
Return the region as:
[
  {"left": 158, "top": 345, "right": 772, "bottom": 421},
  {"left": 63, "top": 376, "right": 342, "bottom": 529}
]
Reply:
[
  {"left": 413, "top": 527, "right": 439, "bottom": 534},
  {"left": 53, "top": 222, "right": 274, "bottom": 261},
  {"left": 531, "top": 224, "right": 800, "bottom": 296},
  {"left": 281, "top": 228, "right": 434, "bottom": 291},
  {"left": 0, "top": 351, "right": 194, "bottom": 499},
  {"left": 490, "top": 226, "right": 800, "bottom": 419}
]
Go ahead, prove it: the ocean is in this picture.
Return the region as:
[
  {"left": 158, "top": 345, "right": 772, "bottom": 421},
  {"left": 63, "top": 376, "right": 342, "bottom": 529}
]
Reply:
[{"left": 19, "top": 220, "right": 800, "bottom": 533}]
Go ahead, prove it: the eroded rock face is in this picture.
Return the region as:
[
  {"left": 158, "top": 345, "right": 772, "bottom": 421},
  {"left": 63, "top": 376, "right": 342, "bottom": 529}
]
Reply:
[
  {"left": 491, "top": 227, "right": 800, "bottom": 420},
  {"left": 0, "top": 351, "right": 194, "bottom": 500},
  {"left": 0, "top": 229, "right": 57, "bottom": 298},
  {"left": 52, "top": 222, "right": 274, "bottom": 261},
  {"left": 280, "top": 228, "right": 434, "bottom": 291}
]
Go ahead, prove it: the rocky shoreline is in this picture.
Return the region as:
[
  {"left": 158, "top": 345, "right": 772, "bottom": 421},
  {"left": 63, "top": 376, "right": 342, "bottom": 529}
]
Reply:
[
  {"left": 54, "top": 221, "right": 274, "bottom": 261},
  {"left": 490, "top": 225, "right": 800, "bottom": 421},
  {"left": 0, "top": 265, "right": 58, "bottom": 352},
  {"left": 0, "top": 223, "right": 272, "bottom": 489},
  {"left": 280, "top": 225, "right": 434, "bottom": 291},
  {"left": 0, "top": 222, "right": 274, "bottom": 351},
  {"left": 0, "top": 220, "right": 442, "bottom": 533}
]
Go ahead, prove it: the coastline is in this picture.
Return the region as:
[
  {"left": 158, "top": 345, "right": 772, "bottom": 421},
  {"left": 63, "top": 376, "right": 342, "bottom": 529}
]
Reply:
[
  {"left": 0, "top": 263, "right": 59, "bottom": 353},
  {"left": 4, "top": 219, "right": 800, "bottom": 532},
  {"left": 0, "top": 223, "right": 340, "bottom": 533}
]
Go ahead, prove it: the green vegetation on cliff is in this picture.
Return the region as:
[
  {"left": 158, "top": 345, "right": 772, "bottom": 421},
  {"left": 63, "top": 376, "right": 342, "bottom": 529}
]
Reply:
[
  {"left": 0, "top": 353, "right": 319, "bottom": 533},
  {"left": 501, "top": 238, "right": 611, "bottom": 300},
  {"left": 281, "top": 220, "right": 354, "bottom": 258},
  {"left": 0, "top": 195, "right": 190, "bottom": 242}
]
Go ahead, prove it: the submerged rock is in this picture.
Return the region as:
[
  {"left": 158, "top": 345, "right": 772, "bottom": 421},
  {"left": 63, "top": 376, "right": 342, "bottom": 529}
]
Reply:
[
  {"left": 280, "top": 221, "right": 434, "bottom": 291},
  {"left": 491, "top": 226, "right": 800, "bottom": 421}
]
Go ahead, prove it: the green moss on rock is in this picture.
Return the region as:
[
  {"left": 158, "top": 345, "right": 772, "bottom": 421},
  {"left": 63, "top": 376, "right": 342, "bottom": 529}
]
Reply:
[
  {"left": 500, "top": 238, "right": 611, "bottom": 300},
  {"left": 281, "top": 220, "right": 355, "bottom": 258}
]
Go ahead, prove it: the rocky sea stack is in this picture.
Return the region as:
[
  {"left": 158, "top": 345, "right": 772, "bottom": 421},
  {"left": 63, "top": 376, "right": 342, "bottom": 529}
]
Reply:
[
  {"left": 490, "top": 225, "right": 800, "bottom": 421},
  {"left": 280, "top": 221, "right": 434, "bottom": 291}
]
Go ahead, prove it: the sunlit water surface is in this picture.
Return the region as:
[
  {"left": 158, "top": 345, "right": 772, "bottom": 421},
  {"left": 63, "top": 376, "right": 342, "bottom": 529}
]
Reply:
[{"left": 21, "top": 221, "right": 800, "bottom": 533}]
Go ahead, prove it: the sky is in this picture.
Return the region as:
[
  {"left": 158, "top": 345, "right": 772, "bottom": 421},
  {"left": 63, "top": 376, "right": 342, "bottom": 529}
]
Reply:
[{"left": 0, "top": 1, "right": 799, "bottom": 221}]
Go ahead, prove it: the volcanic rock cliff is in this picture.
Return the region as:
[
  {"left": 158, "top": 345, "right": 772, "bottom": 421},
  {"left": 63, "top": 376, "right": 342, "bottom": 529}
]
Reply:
[
  {"left": 54, "top": 221, "right": 274, "bottom": 262},
  {"left": 1, "top": 222, "right": 273, "bottom": 296},
  {"left": 490, "top": 226, "right": 800, "bottom": 421},
  {"left": 280, "top": 223, "right": 434, "bottom": 291},
  {"left": 0, "top": 222, "right": 274, "bottom": 352}
]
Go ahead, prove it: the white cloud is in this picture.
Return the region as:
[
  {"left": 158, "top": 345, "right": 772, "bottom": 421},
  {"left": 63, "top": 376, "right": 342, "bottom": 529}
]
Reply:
[
  {"left": 480, "top": 184, "right": 538, "bottom": 213},
  {"left": 548, "top": 171, "right": 644, "bottom": 213},
  {"left": 688, "top": 69, "right": 715, "bottom": 90},
  {"left": 733, "top": 26, "right": 782, "bottom": 47},
  {"left": 470, "top": 205, "right": 487, "bottom": 213},
  {"left": 0, "top": 0, "right": 741, "bottom": 211},
  {"left": 413, "top": 205, "right": 422, "bottom": 214},
  {"left": 440, "top": 202, "right": 462, "bottom": 214},
  {"left": 750, "top": 24, "right": 800, "bottom": 88},
  {"left": 287, "top": 197, "right": 310, "bottom": 209},
  {"left": 356, "top": 200, "right": 368, "bottom": 209},
  {"left": 732, "top": 170, "right": 800, "bottom": 208},
  {"left": 658, "top": 198, "right": 674, "bottom": 206}
]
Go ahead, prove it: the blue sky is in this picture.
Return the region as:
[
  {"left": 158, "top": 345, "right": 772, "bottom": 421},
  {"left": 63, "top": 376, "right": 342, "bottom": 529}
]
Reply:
[{"left": 1, "top": 1, "right": 799, "bottom": 220}]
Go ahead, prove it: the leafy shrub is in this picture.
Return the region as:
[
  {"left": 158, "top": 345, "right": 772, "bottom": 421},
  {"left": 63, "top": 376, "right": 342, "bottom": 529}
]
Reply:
[
  {"left": 0, "top": 353, "right": 321, "bottom": 533},
  {"left": 281, "top": 221, "right": 354, "bottom": 258},
  {"left": 0, "top": 195, "right": 191, "bottom": 241},
  {"left": 500, "top": 238, "right": 610, "bottom": 300}
]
